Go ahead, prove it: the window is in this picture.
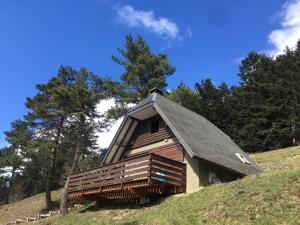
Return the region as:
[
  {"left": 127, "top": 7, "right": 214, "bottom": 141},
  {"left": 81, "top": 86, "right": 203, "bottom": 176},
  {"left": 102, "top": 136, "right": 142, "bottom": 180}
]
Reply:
[
  {"left": 150, "top": 118, "right": 160, "bottom": 133},
  {"left": 235, "top": 153, "right": 251, "bottom": 166},
  {"left": 209, "top": 170, "right": 221, "bottom": 184}
]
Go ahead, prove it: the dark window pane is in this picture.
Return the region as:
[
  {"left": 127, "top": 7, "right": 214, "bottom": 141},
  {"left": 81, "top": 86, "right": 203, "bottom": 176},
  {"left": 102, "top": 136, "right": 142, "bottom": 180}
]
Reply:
[{"left": 151, "top": 118, "right": 159, "bottom": 133}]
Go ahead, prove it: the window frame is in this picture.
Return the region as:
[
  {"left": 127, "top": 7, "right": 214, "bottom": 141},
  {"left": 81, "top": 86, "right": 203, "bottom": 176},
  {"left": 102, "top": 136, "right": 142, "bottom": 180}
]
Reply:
[
  {"left": 150, "top": 117, "right": 160, "bottom": 134},
  {"left": 235, "top": 153, "right": 251, "bottom": 166}
]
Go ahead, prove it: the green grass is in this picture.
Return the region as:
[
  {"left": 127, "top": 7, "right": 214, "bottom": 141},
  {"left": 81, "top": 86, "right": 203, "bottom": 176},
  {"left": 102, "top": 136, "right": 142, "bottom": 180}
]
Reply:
[{"left": 1, "top": 146, "right": 300, "bottom": 225}]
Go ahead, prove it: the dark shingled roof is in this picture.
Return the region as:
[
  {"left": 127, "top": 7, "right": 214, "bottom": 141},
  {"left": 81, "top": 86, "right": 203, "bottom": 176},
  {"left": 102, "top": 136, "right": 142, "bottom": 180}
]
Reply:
[
  {"left": 104, "top": 93, "right": 262, "bottom": 175},
  {"left": 152, "top": 93, "right": 261, "bottom": 175}
]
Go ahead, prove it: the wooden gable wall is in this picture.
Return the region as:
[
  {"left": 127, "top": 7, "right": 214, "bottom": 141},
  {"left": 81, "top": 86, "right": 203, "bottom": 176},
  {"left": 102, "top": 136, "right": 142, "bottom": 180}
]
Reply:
[
  {"left": 121, "top": 115, "right": 184, "bottom": 162},
  {"left": 127, "top": 115, "right": 172, "bottom": 149}
]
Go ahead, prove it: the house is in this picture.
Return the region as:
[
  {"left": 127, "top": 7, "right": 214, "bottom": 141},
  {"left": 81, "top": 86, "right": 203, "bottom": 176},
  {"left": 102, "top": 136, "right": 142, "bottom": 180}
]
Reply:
[{"left": 67, "top": 88, "right": 261, "bottom": 200}]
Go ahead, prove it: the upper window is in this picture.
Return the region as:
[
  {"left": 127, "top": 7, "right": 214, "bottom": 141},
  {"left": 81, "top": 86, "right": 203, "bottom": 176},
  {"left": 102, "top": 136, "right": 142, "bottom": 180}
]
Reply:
[
  {"left": 235, "top": 153, "right": 251, "bottom": 166},
  {"left": 150, "top": 118, "right": 160, "bottom": 133}
]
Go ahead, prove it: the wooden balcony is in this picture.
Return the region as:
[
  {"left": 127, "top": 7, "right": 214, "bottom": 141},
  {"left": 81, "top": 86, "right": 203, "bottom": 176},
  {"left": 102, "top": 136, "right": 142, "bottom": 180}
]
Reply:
[{"left": 67, "top": 153, "right": 186, "bottom": 200}]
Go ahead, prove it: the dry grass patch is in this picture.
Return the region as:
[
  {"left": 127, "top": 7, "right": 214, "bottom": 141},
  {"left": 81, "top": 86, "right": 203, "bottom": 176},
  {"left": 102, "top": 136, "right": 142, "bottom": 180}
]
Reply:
[
  {"left": 0, "top": 189, "right": 61, "bottom": 224},
  {"left": 251, "top": 146, "right": 300, "bottom": 171}
]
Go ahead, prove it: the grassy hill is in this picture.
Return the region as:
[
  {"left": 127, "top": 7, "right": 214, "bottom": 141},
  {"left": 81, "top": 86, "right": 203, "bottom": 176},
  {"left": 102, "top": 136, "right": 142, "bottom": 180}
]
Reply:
[{"left": 1, "top": 146, "right": 300, "bottom": 225}]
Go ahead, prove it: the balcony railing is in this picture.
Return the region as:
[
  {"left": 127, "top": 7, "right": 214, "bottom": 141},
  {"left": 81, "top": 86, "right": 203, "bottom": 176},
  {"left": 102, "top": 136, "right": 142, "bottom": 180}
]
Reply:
[{"left": 67, "top": 153, "right": 186, "bottom": 198}]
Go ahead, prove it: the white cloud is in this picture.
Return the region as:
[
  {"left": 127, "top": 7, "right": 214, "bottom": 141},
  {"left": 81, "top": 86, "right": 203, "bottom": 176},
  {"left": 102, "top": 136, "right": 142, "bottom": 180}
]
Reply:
[
  {"left": 1, "top": 166, "right": 24, "bottom": 178},
  {"left": 268, "top": 0, "right": 300, "bottom": 56},
  {"left": 115, "top": 5, "right": 180, "bottom": 39},
  {"left": 96, "top": 118, "right": 123, "bottom": 149},
  {"left": 95, "top": 99, "right": 123, "bottom": 149},
  {"left": 95, "top": 99, "right": 136, "bottom": 149}
]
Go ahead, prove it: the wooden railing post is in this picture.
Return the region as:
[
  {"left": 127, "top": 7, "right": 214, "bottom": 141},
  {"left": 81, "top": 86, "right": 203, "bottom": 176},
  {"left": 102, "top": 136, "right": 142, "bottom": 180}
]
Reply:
[
  {"left": 80, "top": 174, "right": 82, "bottom": 192},
  {"left": 148, "top": 154, "right": 152, "bottom": 185}
]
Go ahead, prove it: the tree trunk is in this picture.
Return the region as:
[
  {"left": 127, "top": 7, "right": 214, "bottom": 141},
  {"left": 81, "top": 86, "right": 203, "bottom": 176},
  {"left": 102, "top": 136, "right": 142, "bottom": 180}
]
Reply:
[
  {"left": 60, "top": 116, "right": 85, "bottom": 215},
  {"left": 45, "top": 164, "right": 54, "bottom": 210},
  {"left": 45, "top": 117, "right": 64, "bottom": 210},
  {"left": 290, "top": 107, "right": 297, "bottom": 146},
  {"left": 5, "top": 165, "right": 16, "bottom": 204}
]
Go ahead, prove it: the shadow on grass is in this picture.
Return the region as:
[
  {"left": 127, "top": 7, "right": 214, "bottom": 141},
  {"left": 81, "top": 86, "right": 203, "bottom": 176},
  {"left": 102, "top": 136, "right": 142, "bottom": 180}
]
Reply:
[
  {"left": 79, "top": 195, "right": 170, "bottom": 213},
  {"left": 121, "top": 221, "right": 140, "bottom": 225},
  {"left": 40, "top": 200, "right": 61, "bottom": 214}
]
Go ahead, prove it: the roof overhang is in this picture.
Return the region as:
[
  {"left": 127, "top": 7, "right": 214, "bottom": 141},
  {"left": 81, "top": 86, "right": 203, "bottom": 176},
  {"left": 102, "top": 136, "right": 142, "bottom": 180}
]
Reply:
[{"left": 101, "top": 104, "right": 158, "bottom": 165}]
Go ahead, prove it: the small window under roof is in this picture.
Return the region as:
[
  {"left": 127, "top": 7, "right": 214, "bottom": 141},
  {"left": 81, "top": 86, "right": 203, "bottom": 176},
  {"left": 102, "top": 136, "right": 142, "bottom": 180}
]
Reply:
[
  {"left": 151, "top": 117, "right": 160, "bottom": 134},
  {"left": 235, "top": 153, "right": 251, "bottom": 166}
]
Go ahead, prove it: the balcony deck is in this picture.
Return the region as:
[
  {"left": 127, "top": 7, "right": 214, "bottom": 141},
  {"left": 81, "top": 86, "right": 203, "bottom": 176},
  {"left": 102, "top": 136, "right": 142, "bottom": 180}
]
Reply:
[{"left": 67, "top": 153, "right": 186, "bottom": 200}]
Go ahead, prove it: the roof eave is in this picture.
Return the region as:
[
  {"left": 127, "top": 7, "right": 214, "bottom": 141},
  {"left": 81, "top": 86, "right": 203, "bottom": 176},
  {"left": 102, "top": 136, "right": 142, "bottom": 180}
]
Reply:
[
  {"left": 101, "top": 96, "right": 156, "bottom": 166},
  {"left": 100, "top": 115, "right": 128, "bottom": 166}
]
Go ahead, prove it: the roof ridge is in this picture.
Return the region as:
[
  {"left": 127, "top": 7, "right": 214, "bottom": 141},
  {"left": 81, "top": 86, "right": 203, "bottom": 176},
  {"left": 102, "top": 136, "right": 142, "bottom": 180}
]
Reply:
[{"left": 127, "top": 93, "right": 156, "bottom": 113}]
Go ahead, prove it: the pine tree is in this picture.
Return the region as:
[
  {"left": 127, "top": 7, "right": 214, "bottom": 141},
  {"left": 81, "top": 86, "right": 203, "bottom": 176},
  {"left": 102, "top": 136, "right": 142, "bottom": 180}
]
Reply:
[
  {"left": 59, "top": 67, "right": 107, "bottom": 215},
  {"left": 0, "top": 174, "right": 9, "bottom": 203},
  {"left": 232, "top": 52, "right": 276, "bottom": 151},
  {"left": 168, "top": 82, "right": 199, "bottom": 113},
  {"left": 169, "top": 80, "right": 231, "bottom": 137},
  {"left": 1, "top": 120, "right": 32, "bottom": 203},
  {"left": 25, "top": 66, "right": 74, "bottom": 210},
  {"left": 107, "top": 34, "right": 175, "bottom": 118},
  {"left": 194, "top": 79, "right": 228, "bottom": 126},
  {"left": 274, "top": 46, "right": 300, "bottom": 146}
]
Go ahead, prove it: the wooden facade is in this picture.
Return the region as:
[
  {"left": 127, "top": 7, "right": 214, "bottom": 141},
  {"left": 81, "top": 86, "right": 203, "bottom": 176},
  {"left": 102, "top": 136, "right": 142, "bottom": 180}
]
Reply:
[
  {"left": 125, "top": 116, "right": 174, "bottom": 150},
  {"left": 121, "top": 116, "right": 184, "bottom": 162},
  {"left": 67, "top": 115, "right": 186, "bottom": 200}
]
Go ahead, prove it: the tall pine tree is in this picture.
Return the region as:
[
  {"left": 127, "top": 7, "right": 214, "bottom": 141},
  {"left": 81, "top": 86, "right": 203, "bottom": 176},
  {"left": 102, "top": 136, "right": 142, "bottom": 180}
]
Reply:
[
  {"left": 105, "top": 34, "right": 176, "bottom": 121},
  {"left": 59, "top": 67, "right": 107, "bottom": 215},
  {"left": 25, "top": 66, "right": 74, "bottom": 210},
  {"left": 0, "top": 120, "right": 32, "bottom": 203}
]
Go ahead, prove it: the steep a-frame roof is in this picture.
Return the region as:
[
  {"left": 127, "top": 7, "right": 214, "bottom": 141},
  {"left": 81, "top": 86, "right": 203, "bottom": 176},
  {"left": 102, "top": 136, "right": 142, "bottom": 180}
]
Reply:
[{"left": 102, "top": 93, "right": 262, "bottom": 176}]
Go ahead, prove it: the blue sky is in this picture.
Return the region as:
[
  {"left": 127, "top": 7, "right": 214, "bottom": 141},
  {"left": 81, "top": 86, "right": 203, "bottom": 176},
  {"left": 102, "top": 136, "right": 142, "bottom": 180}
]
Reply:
[{"left": 1, "top": 0, "right": 300, "bottom": 147}]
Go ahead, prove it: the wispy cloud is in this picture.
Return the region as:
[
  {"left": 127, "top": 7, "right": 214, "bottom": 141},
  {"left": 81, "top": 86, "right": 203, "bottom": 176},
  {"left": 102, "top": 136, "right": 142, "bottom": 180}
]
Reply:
[
  {"left": 267, "top": 0, "right": 300, "bottom": 56},
  {"left": 96, "top": 99, "right": 122, "bottom": 149},
  {"left": 114, "top": 5, "right": 180, "bottom": 40},
  {"left": 187, "top": 26, "right": 192, "bottom": 38}
]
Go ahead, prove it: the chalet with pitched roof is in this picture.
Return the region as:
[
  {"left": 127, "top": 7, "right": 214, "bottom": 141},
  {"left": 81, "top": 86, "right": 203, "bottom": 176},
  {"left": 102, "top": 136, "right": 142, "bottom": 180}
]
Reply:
[{"left": 67, "top": 88, "right": 261, "bottom": 200}]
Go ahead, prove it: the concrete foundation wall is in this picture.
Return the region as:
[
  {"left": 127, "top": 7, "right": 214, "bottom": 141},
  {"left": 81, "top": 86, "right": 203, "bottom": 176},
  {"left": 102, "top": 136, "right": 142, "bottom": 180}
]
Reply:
[
  {"left": 184, "top": 153, "right": 200, "bottom": 193},
  {"left": 184, "top": 154, "right": 242, "bottom": 193}
]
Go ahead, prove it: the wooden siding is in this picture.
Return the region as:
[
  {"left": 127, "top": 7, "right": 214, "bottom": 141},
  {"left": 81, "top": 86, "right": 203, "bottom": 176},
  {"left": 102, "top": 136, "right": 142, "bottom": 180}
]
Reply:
[
  {"left": 124, "top": 143, "right": 184, "bottom": 162},
  {"left": 120, "top": 115, "right": 184, "bottom": 162},
  {"left": 150, "top": 143, "right": 184, "bottom": 162},
  {"left": 126, "top": 116, "right": 174, "bottom": 150}
]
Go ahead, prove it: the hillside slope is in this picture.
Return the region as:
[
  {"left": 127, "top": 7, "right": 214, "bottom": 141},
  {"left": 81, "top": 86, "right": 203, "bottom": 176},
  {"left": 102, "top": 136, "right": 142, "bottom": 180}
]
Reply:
[
  {"left": 0, "top": 190, "right": 61, "bottom": 224},
  {"left": 1, "top": 146, "right": 300, "bottom": 225}
]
